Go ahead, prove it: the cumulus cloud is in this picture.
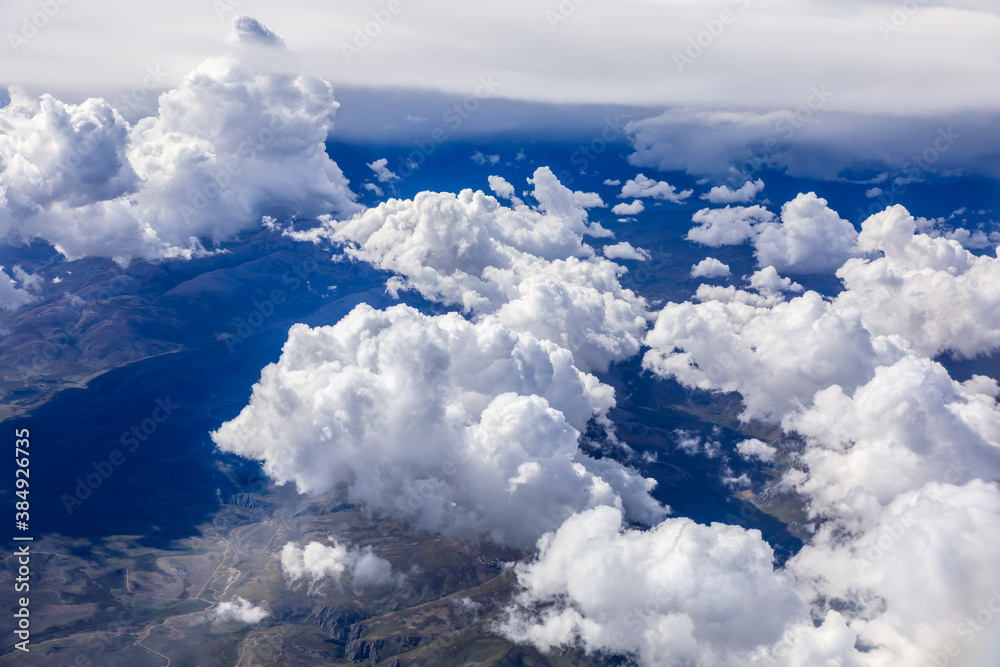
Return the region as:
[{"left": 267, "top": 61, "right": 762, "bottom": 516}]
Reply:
[
  {"left": 753, "top": 193, "right": 860, "bottom": 274},
  {"left": 212, "top": 304, "right": 664, "bottom": 549},
  {"left": 297, "top": 167, "right": 649, "bottom": 372},
  {"left": 736, "top": 438, "right": 776, "bottom": 463},
  {"left": 611, "top": 199, "right": 644, "bottom": 216},
  {"left": 835, "top": 205, "right": 1000, "bottom": 358},
  {"left": 787, "top": 481, "right": 1000, "bottom": 667},
  {"left": 501, "top": 506, "right": 810, "bottom": 667},
  {"left": 782, "top": 355, "right": 1000, "bottom": 526},
  {"left": 701, "top": 179, "right": 765, "bottom": 204},
  {"left": 686, "top": 205, "right": 775, "bottom": 247},
  {"left": 367, "top": 157, "right": 399, "bottom": 182},
  {"left": 487, "top": 174, "right": 523, "bottom": 206},
  {"left": 643, "top": 290, "right": 905, "bottom": 422},
  {"left": 603, "top": 179, "right": 621, "bottom": 186},
  {"left": 212, "top": 597, "right": 269, "bottom": 625},
  {"left": 688, "top": 194, "right": 860, "bottom": 274},
  {"left": 280, "top": 539, "right": 403, "bottom": 590},
  {"left": 747, "top": 266, "right": 803, "bottom": 296},
  {"left": 619, "top": 174, "right": 692, "bottom": 203},
  {"left": 512, "top": 194, "right": 1000, "bottom": 666},
  {"left": 0, "top": 17, "right": 359, "bottom": 263},
  {"left": 603, "top": 242, "right": 649, "bottom": 261},
  {"left": 691, "top": 257, "right": 731, "bottom": 279}
]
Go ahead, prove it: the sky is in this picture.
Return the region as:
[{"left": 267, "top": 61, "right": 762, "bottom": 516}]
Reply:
[
  {"left": 3, "top": 0, "right": 1000, "bottom": 113},
  {"left": 2, "top": 2, "right": 1000, "bottom": 666}
]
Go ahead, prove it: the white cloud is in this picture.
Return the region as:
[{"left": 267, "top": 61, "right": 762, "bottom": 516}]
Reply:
[
  {"left": 747, "top": 266, "right": 803, "bottom": 296},
  {"left": 753, "top": 193, "right": 860, "bottom": 274},
  {"left": 212, "top": 597, "right": 269, "bottom": 625},
  {"left": 603, "top": 242, "right": 649, "bottom": 261},
  {"left": 212, "top": 304, "right": 665, "bottom": 549},
  {"left": 603, "top": 179, "right": 621, "bottom": 186},
  {"left": 686, "top": 205, "right": 775, "bottom": 248},
  {"left": 787, "top": 480, "right": 1000, "bottom": 667},
  {"left": 782, "top": 355, "right": 1000, "bottom": 526},
  {"left": 298, "top": 167, "right": 648, "bottom": 372},
  {"left": 0, "top": 19, "right": 359, "bottom": 263},
  {"left": 643, "top": 290, "right": 905, "bottom": 422},
  {"left": 611, "top": 199, "right": 644, "bottom": 216},
  {"left": 363, "top": 182, "right": 383, "bottom": 197},
  {"left": 691, "top": 257, "right": 731, "bottom": 279},
  {"left": 280, "top": 539, "right": 403, "bottom": 590},
  {"left": 8, "top": 2, "right": 999, "bottom": 123},
  {"left": 865, "top": 187, "right": 884, "bottom": 198},
  {"left": 835, "top": 205, "right": 1000, "bottom": 358},
  {"left": 501, "top": 506, "right": 810, "bottom": 667},
  {"left": 367, "top": 157, "right": 399, "bottom": 182},
  {"left": 736, "top": 438, "right": 776, "bottom": 463},
  {"left": 619, "top": 174, "right": 692, "bottom": 203},
  {"left": 0, "top": 265, "right": 40, "bottom": 311},
  {"left": 487, "top": 174, "right": 522, "bottom": 206},
  {"left": 701, "top": 179, "right": 765, "bottom": 204}
]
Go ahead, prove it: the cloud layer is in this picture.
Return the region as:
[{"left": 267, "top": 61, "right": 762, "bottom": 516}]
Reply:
[
  {"left": 298, "top": 167, "right": 648, "bottom": 372},
  {"left": 212, "top": 304, "right": 664, "bottom": 549},
  {"left": 0, "top": 18, "right": 358, "bottom": 263}
]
